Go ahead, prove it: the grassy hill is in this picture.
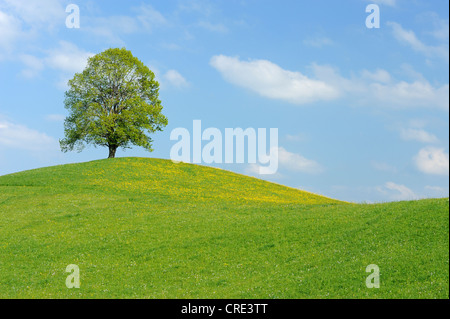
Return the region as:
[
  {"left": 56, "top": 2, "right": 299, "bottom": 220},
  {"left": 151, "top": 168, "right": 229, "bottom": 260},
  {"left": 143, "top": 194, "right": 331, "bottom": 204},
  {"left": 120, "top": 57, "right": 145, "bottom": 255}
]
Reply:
[{"left": 0, "top": 157, "right": 448, "bottom": 298}]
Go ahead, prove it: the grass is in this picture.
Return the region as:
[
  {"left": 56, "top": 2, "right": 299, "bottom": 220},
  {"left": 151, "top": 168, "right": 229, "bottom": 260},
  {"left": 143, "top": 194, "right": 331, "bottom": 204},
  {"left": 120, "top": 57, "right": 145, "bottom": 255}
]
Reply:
[{"left": 0, "top": 157, "right": 448, "bottom": 299}]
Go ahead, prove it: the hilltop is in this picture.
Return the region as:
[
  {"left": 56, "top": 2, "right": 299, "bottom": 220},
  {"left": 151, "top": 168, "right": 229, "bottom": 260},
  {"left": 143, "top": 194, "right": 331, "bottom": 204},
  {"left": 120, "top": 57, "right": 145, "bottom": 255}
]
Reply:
[{"left": 0, "top": 158, "right": 448, "bottom": 298}]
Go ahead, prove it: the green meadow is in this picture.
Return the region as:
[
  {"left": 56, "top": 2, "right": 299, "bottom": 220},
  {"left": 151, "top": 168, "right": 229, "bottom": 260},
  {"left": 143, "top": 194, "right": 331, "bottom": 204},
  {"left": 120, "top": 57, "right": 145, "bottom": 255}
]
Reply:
[{"left": 0, "top": 157, "right": 448, "bottom": 298}]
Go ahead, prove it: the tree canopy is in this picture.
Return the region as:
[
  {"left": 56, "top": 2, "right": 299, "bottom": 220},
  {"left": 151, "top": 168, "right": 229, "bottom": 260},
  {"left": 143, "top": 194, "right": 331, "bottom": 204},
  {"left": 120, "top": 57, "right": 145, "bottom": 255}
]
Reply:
[{"left": 60, "top": 48, "right": 168, "bottom": 158}]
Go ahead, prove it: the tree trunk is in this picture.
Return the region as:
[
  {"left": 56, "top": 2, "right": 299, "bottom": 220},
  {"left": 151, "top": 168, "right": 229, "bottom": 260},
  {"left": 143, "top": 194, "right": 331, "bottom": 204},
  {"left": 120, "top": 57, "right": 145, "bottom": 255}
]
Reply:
[{"left": 108, "top": 146, "right": 117, "bottom": 159}]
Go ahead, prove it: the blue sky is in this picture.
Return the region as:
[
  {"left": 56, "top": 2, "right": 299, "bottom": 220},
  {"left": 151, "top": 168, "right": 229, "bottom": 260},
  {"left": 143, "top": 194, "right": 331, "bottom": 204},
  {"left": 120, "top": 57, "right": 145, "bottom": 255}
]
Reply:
[{"left": 0, "top": 0, "right": 448, "bottom": 202}]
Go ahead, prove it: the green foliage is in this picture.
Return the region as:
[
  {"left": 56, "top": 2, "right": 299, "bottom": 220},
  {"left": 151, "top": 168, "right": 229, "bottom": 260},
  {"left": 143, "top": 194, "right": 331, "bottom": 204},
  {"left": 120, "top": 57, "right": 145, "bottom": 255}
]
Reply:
[
  {"left": 0, "top": 158, "right": 448, "bottom": 299},
  {"left": 60, "top": 48, "right": 168, "bottom": 158}
]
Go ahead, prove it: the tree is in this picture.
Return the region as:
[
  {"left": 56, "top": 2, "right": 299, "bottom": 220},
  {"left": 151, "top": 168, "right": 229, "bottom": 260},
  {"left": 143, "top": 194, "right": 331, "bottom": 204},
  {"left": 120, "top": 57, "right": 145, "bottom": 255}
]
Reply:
[{"left": 60, "top": 48, "right": 168, "bottom": 159}]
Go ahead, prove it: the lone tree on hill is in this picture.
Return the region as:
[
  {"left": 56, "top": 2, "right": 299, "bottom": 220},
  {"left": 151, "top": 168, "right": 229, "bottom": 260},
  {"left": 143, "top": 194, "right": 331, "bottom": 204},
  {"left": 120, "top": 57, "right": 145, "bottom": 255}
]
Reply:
[{"left": 60, "top": 48, "right": 168, "bottom": 158}]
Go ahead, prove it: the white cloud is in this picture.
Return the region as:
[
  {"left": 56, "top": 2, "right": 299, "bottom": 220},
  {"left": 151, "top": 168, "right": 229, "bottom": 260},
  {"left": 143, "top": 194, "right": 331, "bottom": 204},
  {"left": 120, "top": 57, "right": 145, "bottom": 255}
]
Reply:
[
  {"left": 388, "top": 22, "right": 449, "bottom": 61},
  {"left": 414, "top": 147, "right": 449, "bottom": 176},
  {"left": 136, "top": 4, "right": 167, "bottom": 30},
  {"left": 370, "top": 81, "right": 449, "bottom": 110},
  {"left": 400, "top": 128, "right": 439, "bottom": 143},
  {"left": 0, "top": 1, "right": 67, "bottom": 59},
  {"left": 45, "top": 41, "right": 94, "bottom": 74},
  {"left": 210, "top": 56, "right": 449, "bottom": 110},
  {"left": 178, "top": 1, "right": 229, "bottom": 36},
  {"left": 380, "top": 182, "right": 418, "bottom": 201},
  {"left": 311, "top": 64, "right": 367, "bottom": 95},
  {"left": 0, "top": 10, "right": 22, "bottom": 54},
  {"left": 84, "top": 4, "right": 167, "bottom": 43},
  {"left": 0, "top": 119, "right": 57, "bottom": 152},
  {"left": 0, "top": 0, "right": 65, "bottom": 29},
  {"left": 210, "top": 55, "right": 340, "bottom": 105},
  {"left": 87, "top": 16, "right": 140, "bottom": 40},
  {"left": 163, "top": 70, "right": 189, "bottom": 88},
  {"left": 245, "top": 147, "right": 323, "bottom": 176},
  {"left": 312, "top": 64, "right": 449, "bottom": 110},
  {"left": 0, "top": 0, "right": 65, "bottom": 59},
  {"left": 278, "top": 147, "right": 324, "bottom": 174},
  {"left": 18, "top": 42, "right": 94, "bottom": 83},
  {"left": 399, "top": 64, "right": 427, "bottom": 82},
  {"left": 361, "top": 69, "right": 392, "bottom": 83}
]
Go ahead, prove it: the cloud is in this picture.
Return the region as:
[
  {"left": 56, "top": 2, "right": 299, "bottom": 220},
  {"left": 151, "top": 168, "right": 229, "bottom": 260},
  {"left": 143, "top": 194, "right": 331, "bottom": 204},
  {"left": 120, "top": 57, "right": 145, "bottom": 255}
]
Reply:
[
  {"left": 18, "top": 42, "right": 94, "bottom": 83},
  {"left": 84, "top": 4, "right": 167, "bottom": 43},
  {"left": 312, "top": 64, "right": 449, "bottom": 111},
  {"left": 0, "top": 10, "right": 22, "bottom": 54},
  {"left": 379, "top": 182, "right": 418, "bottom": 201},
  {"left": 87, "top": 16, "right": 140, "bottom": 40},
  {"left": 146, "top": 65, "right": 189, "bottom": 90},
  {"left": 400, "top": 128, "right": 439, "bottom": 143},
  {"left": 210, "top": 55, "right": 340, "bottom": 105},
  {"left": 370, "top": 81, "right": 449, "bottom": 110},
  {"left": 278, "top": 147, "right": 324, "bottom": 174},
  {"left": 0, "top": 0, "right": 65, "bottom": 29},
  {"left": 0, "top": 0, "right": 66, "bottom": 58},
  {"left": 178, "top": 1, "right": 229, "bottom": 35},
  {"left": 388, "top": 22, "right": 449, "bottom": 61},
  {"left": 210, "top": 56, "right": 449, "bottom": 110},
  {"left": 361, "top": 69, "right": 392, "bottom": 83},
  {"left": 414, "top": 147, "right": 449, "bottom": 176},
  {"left": 136, "top": 4, "right": 167, "bottom": 30},
  {"left": 246, "top": 147, "right": 323, "bottom": 176},
  {"left": 163, "top": 70, "right": 190, "bottom": 88},
  {"left": 310, "top": 64, "right": 366, "bottom": 95},
  {"left": 0, "top": 119, "right": 57, "bottom": 152},
  {"left": 148, "top": 64, "right": 191, "bottom": 89},
  {"left": 45, "top": 41, "right": 94, "bottom": 74}
]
